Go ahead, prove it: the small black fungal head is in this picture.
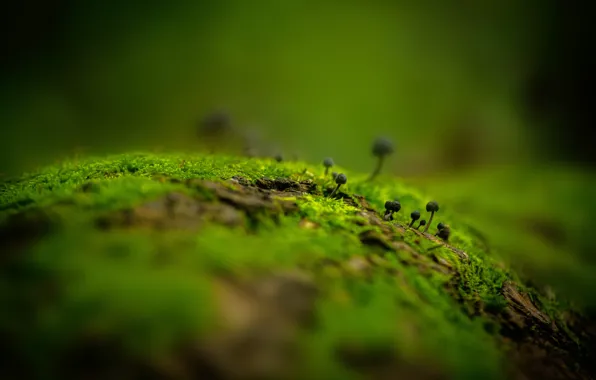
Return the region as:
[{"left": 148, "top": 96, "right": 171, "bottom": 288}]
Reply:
[
  {"left": 385, "top": 200, "right": 400, "bottom": 212},
  {"left": 437, "top": 222, "right": 445, "bottom": 231},
  {"left": 419, "top": 220, "right": 427, "bottom": 226},
  {"left": 332, "top": 172, "right": 338, "bottom": 180},
  {"left": 384, "top": 200, "right": 393, "bottom": 211},
  {"left": 426, "top": 201, "right": 439, "bottom": 213},
  {"left": 335, "top": 173, "right": 347, "bottom": 185},
  {"left": 372, "top": 137, "right": 394, "bottom": 157},
  {"left": 274, "top": 154, "right": 283, "bottom": 162},
  {"left": 410, "top": 210, "right": 421, "bottom": 221},
  {"left": 200, "top": 110, "right": 231, "bottom": 134},
  {"left": 323, "top": 157, "right": 334, "bottom": 168},
  {"left": 437, "top": 225, "right": 451, "bottom": 241}
]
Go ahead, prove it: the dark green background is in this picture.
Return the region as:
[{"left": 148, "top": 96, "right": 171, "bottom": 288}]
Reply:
[{"left": 1, "top": 0, "right": 565, "bottom": 176}]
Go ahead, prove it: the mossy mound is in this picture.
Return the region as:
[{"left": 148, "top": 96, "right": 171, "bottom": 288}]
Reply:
[{"left": 1, "top": 153, "right": 594, "bottom": 380}]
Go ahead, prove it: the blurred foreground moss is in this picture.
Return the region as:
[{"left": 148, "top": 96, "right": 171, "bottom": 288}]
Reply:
[{"left": 1, "top": 152, "right": 594, "bottom": 380}]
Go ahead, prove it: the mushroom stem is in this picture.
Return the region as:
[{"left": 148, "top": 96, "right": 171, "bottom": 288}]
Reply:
[
  {"left": 329, "top": 184, "right": 341, "bottom": 198},
  {"left": 325, "top": 167, "right": 329, "bottom": 176},
  {"left": 409, "top": 220, "right": 415, "bottom": 228},
  {"left": 423, "top": 212, "right": 434, "bottom": 233},
  {"left": 368, "top": 155, "right": 385, "bottom": 181}
]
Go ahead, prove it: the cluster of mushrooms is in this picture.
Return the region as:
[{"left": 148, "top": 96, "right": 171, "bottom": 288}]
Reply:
[
  {"left": 321, "top": 138, "right": 450, "bottom": 242},
  {"left": 323, "top": 137, "right": 394, "bottom": 199},
  {"left": 399, "top": 201, "right": 450, "bottom": 241},
  {"left": 199, "top": 111, "right": 451, "bottom": 242}
]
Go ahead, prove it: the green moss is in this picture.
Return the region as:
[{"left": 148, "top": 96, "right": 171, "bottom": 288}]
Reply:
[
  {"left": 1, "top": 153, "right": 295, "bottom": 214},
  {"left": 0, "top": 152, "right": 587, "bottom": 379}
]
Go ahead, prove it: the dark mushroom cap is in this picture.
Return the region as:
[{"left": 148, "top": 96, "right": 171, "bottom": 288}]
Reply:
[
  {"left": 332, "top": 172, "right": 339, "bottom": 180},
  {"left": 372, "top": 137, "right": 394, "bottom": 156},
  {"left": 274, "top": 154, "right": 283, "bottom": 162},
  {"left": 335, "top": 173, "right": 347, "bottom": 185},
  {"left": 419, "top": 220, "right": 427, "bottom": 226},
  {"left": 437, "top": 225, "right": 451, "bottom": 240},
  {"left": 200, "top": 110, "right": 231, "bottom": 133},
  {"left": 384, "top": 200, "right": 393, "bottom": 211},
  {"left": 385, "top": 200, "right": 401, "bottom": 212},
  {"left": 410, "top": 210, "right": 421, "bottom": 221},
  {"left": 426, "top": 201, "right": 439, "bottom": 212},
  {"left": 437, "top": 222, "right": 445, "bottom": 231},
  {"left": 323, "top": 157, "right": 334, "bottom": 168}
]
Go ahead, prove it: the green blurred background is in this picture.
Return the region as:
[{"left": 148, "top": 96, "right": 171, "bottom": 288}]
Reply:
[
  {"left": 2, "top": 0, "right": 586, "bottom": 175},
  {"left": 2, "top": 0, "right": 595, "bottom": 305}
]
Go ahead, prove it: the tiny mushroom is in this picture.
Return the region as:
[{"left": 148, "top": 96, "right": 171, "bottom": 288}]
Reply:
[
  {"left": 199, "top": 110, "right": 231, "bottom": 136},
  {"left": 329, "top": 173, "right": 347, "bottom": 198},
  {"left": 383, "top": 200, "right": 401, "bottom": 221},
  {"left": 323, "top": 157, "right": 334, "bottom": 176},
  {"left": 417, "top": 219, "right": 427, "bottom": 229},
  {"left": 384, "top": 201, "right": 393, "bottom": 219},
  {"left": 409, "top": 210, "right": 421, "bottom": 227},
  {"left": 274, "top": 153, "right": 283, "bottom": 163},
  {"left": 437, "top": 225, "right": 451, "bottom": 242},
  {"left": 368, "top": 137, "right": 394, "bottom": 181},
  {"left": 384, "top": 200, "right": 393, "bottom": 212},
  {"left": 423, "top": 201, "right": 439, "bottom": 233}
]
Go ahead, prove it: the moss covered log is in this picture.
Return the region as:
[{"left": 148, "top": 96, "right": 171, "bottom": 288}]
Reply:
[{"left": 0, "top": 153, "right": 594, "bottom": 380}]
